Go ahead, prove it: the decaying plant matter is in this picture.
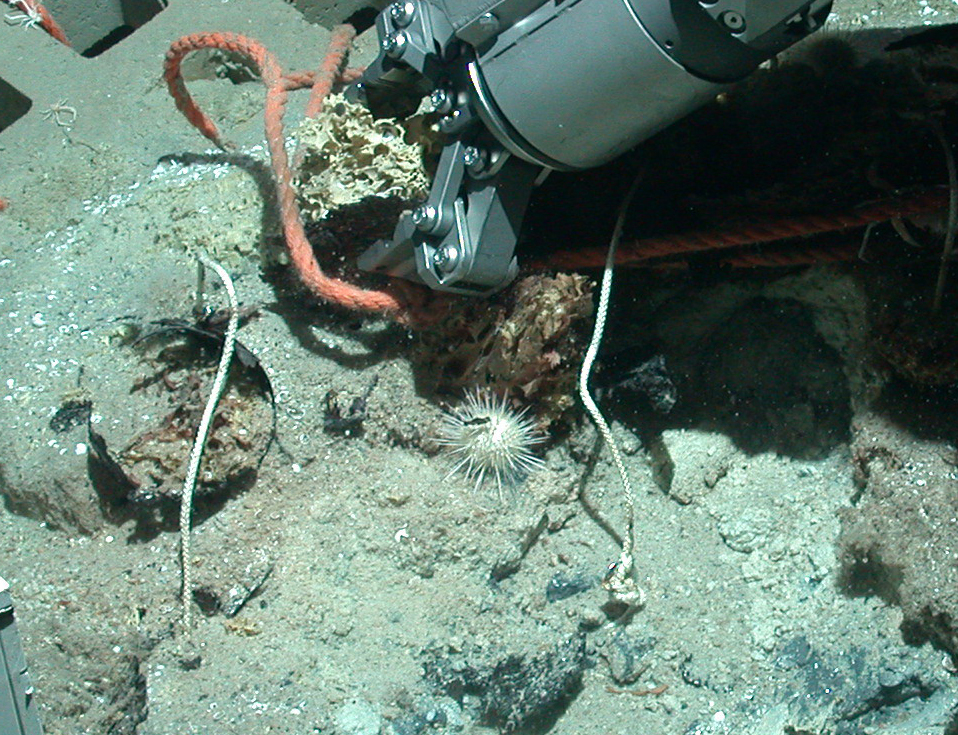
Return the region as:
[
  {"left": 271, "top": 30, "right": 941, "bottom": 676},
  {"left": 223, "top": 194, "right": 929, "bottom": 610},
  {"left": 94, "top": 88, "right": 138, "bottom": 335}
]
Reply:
[
  {"left": 415, "top": 272, "right": 594, "bottom": 428},
  {"left": 85, "top": 312, "right": 274, "bottom": 536}
]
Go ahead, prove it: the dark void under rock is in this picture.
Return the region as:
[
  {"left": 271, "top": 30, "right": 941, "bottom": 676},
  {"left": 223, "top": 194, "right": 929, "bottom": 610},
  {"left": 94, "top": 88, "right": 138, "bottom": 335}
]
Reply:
[
  {"left": 688, "top": 297, "right": 850, "bottom": 458},
  {"left": 49, "top": 399, "right": 92, "bottom": 433}
]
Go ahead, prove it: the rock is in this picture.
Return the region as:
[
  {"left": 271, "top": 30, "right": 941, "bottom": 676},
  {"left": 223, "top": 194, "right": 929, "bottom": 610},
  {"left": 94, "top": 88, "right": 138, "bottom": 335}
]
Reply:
[
  {"left": 1, "top": 428, "right": 109, "bottom": 535},
  {"left": 597, "top": 629, "right": 654, "bottom": 685},
  {"left": 840, "top": 411, "right": 958, "bottom": 658},
  {"left": 425, "top": 636, "right": 590, "bottom": 732},
  {"left": 545, "top": 572, "right": 595, "bottom": 603},
  {"left": 660, "top": 429, "right": 736, "bottom": 504},
  {"left": 334, "top": 699, "right": 383, "bottom": 735}
]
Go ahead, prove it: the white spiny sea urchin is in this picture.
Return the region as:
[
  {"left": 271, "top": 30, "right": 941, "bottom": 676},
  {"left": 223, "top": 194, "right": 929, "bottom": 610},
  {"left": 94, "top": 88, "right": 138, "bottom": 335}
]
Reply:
[{"left": 437, "top": 388, "right": 545, "bottom": 495}]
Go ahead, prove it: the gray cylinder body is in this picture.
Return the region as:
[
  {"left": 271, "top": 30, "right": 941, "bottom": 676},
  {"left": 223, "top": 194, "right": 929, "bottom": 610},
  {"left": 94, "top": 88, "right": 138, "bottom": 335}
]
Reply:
[{"left": 472, "top": 0, "right": 721, "bottom": 169}]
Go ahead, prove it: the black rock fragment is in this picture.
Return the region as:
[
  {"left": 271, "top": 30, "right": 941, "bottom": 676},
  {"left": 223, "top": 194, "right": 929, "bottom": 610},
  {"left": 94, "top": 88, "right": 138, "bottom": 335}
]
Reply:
[
  {"left": 545, "top": 572, "right": 595, "bottom": 603},
  {"left": 49, "top": 398, "right": 92, "bottom": 433},
  {"left": 609, "top": 354, "right": 678, "bottom": 414},
  {"left": 425, "top": 636, "right": 590, "bottom": 732},
  {"left": 598, "top": 629, "right": 654, "bottom": 686}
]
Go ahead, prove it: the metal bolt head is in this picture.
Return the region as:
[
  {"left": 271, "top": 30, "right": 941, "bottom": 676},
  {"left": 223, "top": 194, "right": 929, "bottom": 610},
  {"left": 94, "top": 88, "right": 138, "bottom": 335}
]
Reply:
[
  {"left": 429, "top": 88, "right": 450, "bottom": 113},
  {"left": 463, "top": 146, "right": 489, "bottom": 174},
  {"left": 433, "top": 245, "right": 460, "bottom": 272},
  {"left": 720, "top": 10, "right": 745, "bottom": 32},
  {"left": 389, "top": 1, "right": 415, "bottom": 27},
  {"left": 411, "top": 205, "right": 438, "bottom": 231},
  {"left": 382, "top": 31, "right": 407, "bottom": 58},
  {"left": 462, "top": 146, "right": 481, "bottom": 167}
]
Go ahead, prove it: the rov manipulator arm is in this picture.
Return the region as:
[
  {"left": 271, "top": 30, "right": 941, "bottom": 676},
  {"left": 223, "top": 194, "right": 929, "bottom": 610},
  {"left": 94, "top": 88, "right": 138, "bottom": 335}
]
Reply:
[{"left": 348, "top": 0, "right": 832, "bottom": 295}]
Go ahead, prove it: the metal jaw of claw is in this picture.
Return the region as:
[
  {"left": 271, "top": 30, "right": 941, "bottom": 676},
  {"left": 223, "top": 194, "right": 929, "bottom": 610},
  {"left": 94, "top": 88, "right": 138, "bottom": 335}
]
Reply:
[{"left": 349, "top": 0, "right": 831, "bottom": 296}]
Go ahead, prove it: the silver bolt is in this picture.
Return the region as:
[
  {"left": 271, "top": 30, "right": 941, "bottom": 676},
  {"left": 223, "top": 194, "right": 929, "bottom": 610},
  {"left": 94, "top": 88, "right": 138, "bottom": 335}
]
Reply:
[
  {"left": 433, "top": 245, "right": 460, "bottom": 272},
  {"left": 462, "top": 146, "right": 482, "bottom": 167},
  {"left": 429, "top": 88, "right": 450, "bottom": 113},
  {"left": 720, "top": 10, "right": 745, "bottom": 31},
  {"left": 389, "top": 1, "right": 415, "bottom": 26},
  {"left": 463, "top": 146, "right": 488, "bottom": 173},
  {"left": 382, "top": 31, "right": 407, "bottom": 58},
  {"left": 411, "top": 205, "right": 438, "bottom": 232}
]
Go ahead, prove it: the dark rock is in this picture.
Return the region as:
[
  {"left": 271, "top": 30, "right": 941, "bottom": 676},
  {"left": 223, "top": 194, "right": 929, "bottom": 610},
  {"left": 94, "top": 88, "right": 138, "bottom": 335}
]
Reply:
[
  {"left": 391, "top": 713, "right": 428, "bottom": 735},
  {"left": 598, "top": 629, "right": 653, "bottom": 685},
  {"left": 605, "top": 354, "right": 677, "bottom": 414},
  {"left": 681, "top": 635, "right": 956, "bottom": 735},
  {"left": 545, "top": 573, "right": 595, "bottom": 603},
  {"left": 388, "top": 697, "right": 461, "bottom": 734},
  {"left": 773, "top": 635, "right": 812, "bottom": 670},
  {"left": 425, "top": 636, "right": 590, "bottom": 732}
]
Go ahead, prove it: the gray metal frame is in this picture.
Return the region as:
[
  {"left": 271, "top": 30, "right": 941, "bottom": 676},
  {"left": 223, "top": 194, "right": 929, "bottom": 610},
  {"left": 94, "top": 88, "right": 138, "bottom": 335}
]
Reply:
[{"left": 0, "top": 578, "right": 43, "bottom": 735}]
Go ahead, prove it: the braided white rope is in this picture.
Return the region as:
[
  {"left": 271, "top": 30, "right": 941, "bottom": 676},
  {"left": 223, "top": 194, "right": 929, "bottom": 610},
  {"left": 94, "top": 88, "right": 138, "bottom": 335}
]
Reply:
[
  {"left": 578, "top": 174, "right": 643, "bottom": 610},
  {"left": 180, "top": 254, "right": 238, "bottom": 630}
]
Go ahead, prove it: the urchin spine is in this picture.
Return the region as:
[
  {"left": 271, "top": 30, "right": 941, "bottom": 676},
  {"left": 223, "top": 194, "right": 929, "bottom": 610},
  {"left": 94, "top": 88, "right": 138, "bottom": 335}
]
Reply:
[{"left": 438, "top": 389, "right": 544, "bottom": 494}]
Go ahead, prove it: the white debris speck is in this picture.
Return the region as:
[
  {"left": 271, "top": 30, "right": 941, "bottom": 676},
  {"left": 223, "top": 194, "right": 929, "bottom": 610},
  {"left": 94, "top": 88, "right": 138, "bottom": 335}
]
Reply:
[{"left": 31, "top": 312, "right": 46, "bottom": 327}]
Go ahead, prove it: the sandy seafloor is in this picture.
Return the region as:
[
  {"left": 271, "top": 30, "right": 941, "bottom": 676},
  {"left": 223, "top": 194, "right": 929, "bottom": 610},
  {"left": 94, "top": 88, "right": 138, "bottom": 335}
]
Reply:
[{"left": 4, "top": 0, "right": 958, "bottom": 733}]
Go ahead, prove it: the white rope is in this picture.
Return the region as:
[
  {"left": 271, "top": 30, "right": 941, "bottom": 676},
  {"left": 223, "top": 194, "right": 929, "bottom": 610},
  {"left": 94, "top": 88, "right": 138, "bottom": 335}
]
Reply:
[
  {"left": 180, "top": 254, "right": 239, "bottom": 630},
  {"left": 578, "top": 173, "right": 643, "bottom": 610}
]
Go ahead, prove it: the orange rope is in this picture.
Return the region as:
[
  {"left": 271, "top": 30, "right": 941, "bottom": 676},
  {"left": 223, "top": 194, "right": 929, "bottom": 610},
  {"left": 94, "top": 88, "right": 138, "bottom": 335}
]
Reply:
[
  {"left": 304, "top": 24, "right": 354, "bottom": 119},
  {"left": 5, "top": 1, "right": 70, "bottom": 46},
  {"left": 719, "top": 241, "right": 861, "bottom": 268},
  {"left": 540, "top": 189, "right": 948, "bottom": 270},
  {"left": 163, "top": 29, "right": 443, "bottom": 327},
  {"left": 163, "top": 26, "right": 951, "bottom": 313}
]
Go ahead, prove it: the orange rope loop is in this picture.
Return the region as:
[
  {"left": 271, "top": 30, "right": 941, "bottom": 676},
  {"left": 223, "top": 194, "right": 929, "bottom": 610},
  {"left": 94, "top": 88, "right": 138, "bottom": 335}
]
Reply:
[{"left": 163, "top": 28, "right": 443, "bottom": 327}]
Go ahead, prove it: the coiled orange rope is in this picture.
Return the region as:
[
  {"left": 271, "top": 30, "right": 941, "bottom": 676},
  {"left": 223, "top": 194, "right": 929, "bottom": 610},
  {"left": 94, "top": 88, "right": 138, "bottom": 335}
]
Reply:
[{"left": 163, "top": 27, "right": 443, "bottom": 327}]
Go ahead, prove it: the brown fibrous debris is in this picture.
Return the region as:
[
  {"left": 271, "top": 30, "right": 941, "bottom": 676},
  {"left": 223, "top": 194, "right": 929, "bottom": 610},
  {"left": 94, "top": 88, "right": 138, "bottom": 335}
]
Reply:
[{"left": 415, "top": 272, "right": 594, "bottom": 428}]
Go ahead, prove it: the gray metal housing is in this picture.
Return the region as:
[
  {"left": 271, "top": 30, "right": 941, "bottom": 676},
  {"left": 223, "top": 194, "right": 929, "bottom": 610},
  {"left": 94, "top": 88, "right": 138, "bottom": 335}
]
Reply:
[
  {"left": 471, "top": 0, "right": 721, "bottom": 170},
  {"left": 0, "top": 578, "right": 43, "bottom": 735},
  {"left": 351, "top": 0, "right": 831, "bottom": 294}
]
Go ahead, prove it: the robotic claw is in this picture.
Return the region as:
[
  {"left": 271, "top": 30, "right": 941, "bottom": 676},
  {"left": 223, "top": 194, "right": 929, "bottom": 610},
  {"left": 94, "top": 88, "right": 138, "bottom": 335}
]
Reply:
[{"left": 348, "top": 0, "right": 832, "bottom": 295}]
